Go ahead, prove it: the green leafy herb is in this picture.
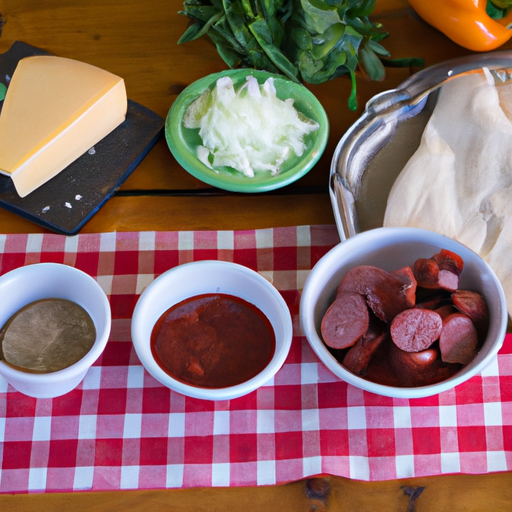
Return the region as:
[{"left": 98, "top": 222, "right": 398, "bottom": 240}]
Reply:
[
  {"left": 178, "top": 0, "right": 424, "bottom": 110},
  {"left": 487, "top": 0, "right": 512, "bottom": 19},
  {"left": 0, "top": 83, "right": 6, "bottom": 102}
]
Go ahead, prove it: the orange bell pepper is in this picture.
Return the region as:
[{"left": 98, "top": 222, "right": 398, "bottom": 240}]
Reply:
[{"left": 408, "top": 0, "right": 512, "bottom": 51}]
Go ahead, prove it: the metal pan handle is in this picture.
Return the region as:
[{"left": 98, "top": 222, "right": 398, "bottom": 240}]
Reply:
[{"left": 366, "top": 50, "right": 512, "bottom": 116}]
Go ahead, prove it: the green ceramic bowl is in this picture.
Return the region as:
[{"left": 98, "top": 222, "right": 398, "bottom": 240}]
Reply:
[{"left": 165, "top": 69, "right": 329, "bottom": 193}]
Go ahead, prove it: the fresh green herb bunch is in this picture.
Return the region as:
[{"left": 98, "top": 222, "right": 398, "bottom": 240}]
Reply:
[
  {"left": 487, "top": 0, "right": 512, "bottom": 19},
  {"left": 178, "top": 0, "right": 423, "bottom": 110}
]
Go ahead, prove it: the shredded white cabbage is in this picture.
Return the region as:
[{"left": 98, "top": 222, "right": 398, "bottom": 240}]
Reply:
[{"left": 183, "top": 75, "right": 319, "bottom": 178}]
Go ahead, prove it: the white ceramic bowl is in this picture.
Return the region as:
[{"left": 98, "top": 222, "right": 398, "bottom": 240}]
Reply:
[
  {"left": 131, "top": 260, "right": 293, "bottom": 400},
  {"left": 0, "top": 263, "right": 111, "bottom": 398},
  {"left": 300, "top": 227, "right": 508, "bottom": 399}
]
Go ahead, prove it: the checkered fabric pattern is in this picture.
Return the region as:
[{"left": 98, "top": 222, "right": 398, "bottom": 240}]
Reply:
[{"left": 0, "top": 226, "right": 511, "bottom": 493}]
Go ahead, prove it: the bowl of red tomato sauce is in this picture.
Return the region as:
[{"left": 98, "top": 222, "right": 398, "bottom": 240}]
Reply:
[{"left": 131, "top": 260, "right": 293, "bottom": 400}]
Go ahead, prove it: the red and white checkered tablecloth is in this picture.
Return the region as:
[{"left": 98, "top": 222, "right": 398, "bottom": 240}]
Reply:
[{"left": 0, "top": 225, "right": 511, "bottom": 494}]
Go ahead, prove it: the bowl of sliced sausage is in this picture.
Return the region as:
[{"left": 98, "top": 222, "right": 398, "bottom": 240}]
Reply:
[{"left": 299, "top": 226, "right": 508, "bottom": 398}]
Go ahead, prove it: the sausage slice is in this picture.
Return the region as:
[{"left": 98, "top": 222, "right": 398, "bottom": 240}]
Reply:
[
  {"left": 342, "top": 315, "right": 387, "bottom": 375},
  {"left": 439, "top": 313, "right": 478, "bottom": 365},
  {"left": 413, "top": 258, "right": 458, "bottom": 292},
  {"left": 390, "top": 308, "right": 443, "bottom": 352},
  {"left": 321, "top": 292, "right": 369, "bottom": 350},
  {"left": 337, "top": 265, "right": 414, "bottom": 322},
  {"left": 451, "top": 289, "right": 489, "bottom": 342},
  {"left": 432, "top": 249, "right": 464, "bottom": 275}
]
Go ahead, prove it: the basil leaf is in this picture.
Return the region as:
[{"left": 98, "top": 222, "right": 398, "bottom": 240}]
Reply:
[
  {"left": 300, "top": 0, "right": 342, "bottom": 34},
  {"left": 212, "top": 14, "right": 247, "bottom": 54},
  {"left": 224, "top": 0, "right": 259, "bottom": 50},
  {"left": 311, "top": 22, "right": 344, "bottom": 59},
  {"left": 248, "top": 17, "right": 299, "bottom": 81},
  {"left": 208, "top": 30, "right": 244, "bottom": 67},
  {"left": 488, "top": 0, "right": 512, "bottom": 18},
  {"left": 348, "top": 0, "right": 377, "bottom": 18},
  {"left": 359, "top": 45, "right": 385, "bottom": 81},
  {"left": 366, "top": 39, "right": 390, "bottom": 57},
  {"left": 178, "top": 0, "right": 424, "bottom": 110},
  {"left": 178, "top": 11, "right": 223, "bottom": 43},
  {"left": 179, "top": 5, "right": 219, "bottom": 22}
]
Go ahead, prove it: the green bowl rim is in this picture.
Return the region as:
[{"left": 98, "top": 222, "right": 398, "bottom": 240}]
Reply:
[{"left": 165, "top": 69, "right": 330, "bottom": 193}]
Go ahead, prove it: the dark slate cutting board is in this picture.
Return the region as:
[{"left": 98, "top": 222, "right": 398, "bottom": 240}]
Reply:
[{"left": 0, "top": 41, "right": 165, "bottom": 235}]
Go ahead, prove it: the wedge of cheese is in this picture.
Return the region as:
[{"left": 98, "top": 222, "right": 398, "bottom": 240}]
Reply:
[{"left": 0, "top": 55, "right": 127, "bottom": 197}]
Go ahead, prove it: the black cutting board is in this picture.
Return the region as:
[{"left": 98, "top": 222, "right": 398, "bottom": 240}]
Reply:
[{"left": 0, "top": 41, "right": 164, "bottom": 235}]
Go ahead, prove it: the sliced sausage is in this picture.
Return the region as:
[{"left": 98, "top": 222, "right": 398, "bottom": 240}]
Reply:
[
  {"left": 416, "top": 289, "right": 452, "bottom": 310},
  {"left": 342, "top": 315, "right": 387, "bottom": 375},
  {"left": 413, "top": 257, "right": 458, "bottom": 291},
  {"left": 391, "top": 266, "right": 417, "bottom": 307},
  {"left": 432, "top": 249, "right": 464, "bottom": 275},
  {"left": 321, "top": 248, "right": 481, "bottom": 388},
  {"left": 413, "top": 258, "right": 439, "bottom": 288},
  {"left": 439, "top": 313, "right": 478, "bottom": 365},
  {"left": 435, "top": 304, "right": 457, "bottom": 320},
  {"left": 388, "top": 342, "right": 439, "bottom": 386},
  {"left": 321, "top": 292, "right": 369, "bottom": 350},
  {"left": 437, "top": 270, "right": 459, "bottom": 292},
  {"left": 451, "top": 289, "right": 490, "bottom": 342},
  {"left": 390, "top": 308, "right": 443, "bottom": 352},
  {"left": 389, "top": 342, "right": 460, "bottom": 387},
  {"left": 363, "top": 337, "right": 402, "bottom": 387},
  {"left": 337, "top": 265, "right": 414, "bottom": 322}
]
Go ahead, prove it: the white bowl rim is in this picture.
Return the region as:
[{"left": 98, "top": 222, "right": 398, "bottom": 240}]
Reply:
[
  {"left": 131, "top": 260, "right": 294, "bottom": 400},
  {"left": 300, "top": 226, "right": 509, "bottom": 399}
]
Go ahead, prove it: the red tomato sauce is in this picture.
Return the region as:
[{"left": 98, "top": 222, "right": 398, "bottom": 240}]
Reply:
[{"left": 150, "top": 293, "right": 276, "bottom": 389}]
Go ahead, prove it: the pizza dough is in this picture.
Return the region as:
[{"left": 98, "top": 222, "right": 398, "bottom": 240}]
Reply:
[{"left": 384, "top": 70, "right": 512, "bottom": 315}]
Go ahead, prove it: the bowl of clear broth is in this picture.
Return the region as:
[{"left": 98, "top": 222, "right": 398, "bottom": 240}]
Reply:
[
  {"left": 131, "top": 260, "right": 293, "bottom": 400},
  {"left": 0, "top": 262, "right": 111, "bottom": 398}
]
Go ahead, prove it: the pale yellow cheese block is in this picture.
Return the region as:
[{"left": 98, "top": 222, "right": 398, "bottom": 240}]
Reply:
[{"left": 0, "top": 55, "right": 127, "bottom": 197}]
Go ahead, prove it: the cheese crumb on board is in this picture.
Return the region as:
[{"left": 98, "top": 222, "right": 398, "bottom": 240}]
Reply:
[
  {"left": 384, "top": 71, "right": 512, "bottom": 315},
  {"left": 0, "top": 55, "right": 127, "bottom": 197}
]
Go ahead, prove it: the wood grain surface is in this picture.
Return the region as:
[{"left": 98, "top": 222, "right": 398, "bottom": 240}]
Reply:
[{"left": 1, "top": 0, "right": 512, "bottom": 509}]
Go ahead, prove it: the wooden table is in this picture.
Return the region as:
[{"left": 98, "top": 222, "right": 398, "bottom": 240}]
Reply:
[{"left": 1, "top": 0, "right": 512, "bottom": 509}]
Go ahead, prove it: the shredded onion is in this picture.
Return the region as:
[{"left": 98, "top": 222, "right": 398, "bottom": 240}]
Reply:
[{"left": 183, "top": 75, "right": 319, "bottom": 178}]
